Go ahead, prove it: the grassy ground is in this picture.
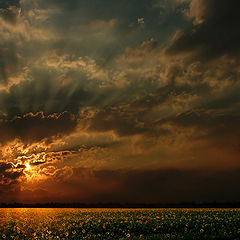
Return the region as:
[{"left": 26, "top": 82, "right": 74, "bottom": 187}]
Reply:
[{"left": 0, "top": 208, "right": 239, "bottom": 239}]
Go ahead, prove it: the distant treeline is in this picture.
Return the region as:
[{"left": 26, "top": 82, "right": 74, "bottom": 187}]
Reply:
[{"left": 1, "top": 202, "right": 240, "bottom": 208}]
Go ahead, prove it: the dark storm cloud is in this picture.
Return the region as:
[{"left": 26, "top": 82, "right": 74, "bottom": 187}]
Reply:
[
  {"left": 0, "top": 111, "right": 77, "bottom": 144},
  {"left": 157, "top": 83, "right": 240, "bottom": 132},
  {"left": 166, "top": 0, "right": 240, "bottom": 61},
  {"left": 164, "top": 110, "right": 240, "bottom": 131},
  {"left": 155, "top": 105, "right": 240, "bottom": 150},
  {"left": 37, "top": 0, "right": 179, "bottom": 28},
  {"left": 88, "top": 108, "right": 148, "bottom": 137},
  {"left": 0, "top": 161, "right": 24, "bottom": 195},
  {"left": 0, "top": 42, "right": 19, "bottom": 84},
  {"left": 0, "top": 0, "right": 20, "bottom": 9},
  {"left": 57, "top": 167, "right": 240, "bottom": 203},
  {"left": 86, "top": 81, "right": 211, "bottom": 137},
  {"left": 23, "top": 0, "right": 187, "bottom": 59},
  {"left": 0, "top": 0, "right": 20, "bottom": 24},
  {"left": 0, "top": 75, "right": 92, "bottom": 117},
  {"left": 120, "top": 169, "right": 240, "bottom": 203},
  {"left": 0, "top": 0, "right": 188, "bottom": 113},
  {"left": 3, "top": 167, "right": 240, "bottom": 203},
  {"left": 0, "top": 0, "right": 21, "bottom": 84},
  {"left": 0, "top": 162, "right": 23, "bottom": 182}
]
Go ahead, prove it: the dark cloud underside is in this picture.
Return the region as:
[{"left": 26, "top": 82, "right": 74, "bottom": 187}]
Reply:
[
  {"left": 0, "top": 161, "right": 23, "bottom": 195},
  {"left": 9, "top": 168, "right": 240, "bottom": 203},
  {"left": 0, "top": 111, "right": 77, "bottom": 144},
  {"left": 166, "top": 0, "right": 240, "bottom": 61}
]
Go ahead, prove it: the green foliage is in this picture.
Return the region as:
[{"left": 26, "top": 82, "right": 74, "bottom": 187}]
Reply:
[{"left": 0, "top": 208, "right": 239, "bottom": 239}]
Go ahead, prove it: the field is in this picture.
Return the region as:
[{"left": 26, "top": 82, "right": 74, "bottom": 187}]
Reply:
[{"left": 0, "top": 208, "right": 240, "bottom": 239}]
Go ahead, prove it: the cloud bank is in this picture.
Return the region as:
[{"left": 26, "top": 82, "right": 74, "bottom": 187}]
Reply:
[{"left": 0, "top": 0, "right": 240, "bottom": 203}]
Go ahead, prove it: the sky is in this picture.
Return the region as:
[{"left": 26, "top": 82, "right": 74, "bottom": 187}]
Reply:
[{"left": 0, "top": 0, "right": 240, "bottom": 204}]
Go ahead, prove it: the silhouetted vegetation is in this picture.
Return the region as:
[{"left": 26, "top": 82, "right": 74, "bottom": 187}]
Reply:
[{"left": 1, "top": 201, "right": 240, "bottom": 208}]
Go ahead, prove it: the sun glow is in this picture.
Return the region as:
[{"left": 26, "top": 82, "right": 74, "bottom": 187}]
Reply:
[{"left": 25, "top": 163, "right": 31, "bottom": 171}]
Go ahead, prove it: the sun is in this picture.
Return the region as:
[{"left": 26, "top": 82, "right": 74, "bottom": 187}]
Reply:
[{"left": 25, "top": 163, "right": 31, "bottom": 171}]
